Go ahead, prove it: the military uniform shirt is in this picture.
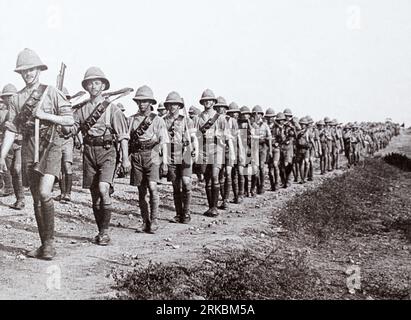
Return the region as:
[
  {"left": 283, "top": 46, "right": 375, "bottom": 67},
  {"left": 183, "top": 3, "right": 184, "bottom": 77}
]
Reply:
[
  {"left": 163, "top": 114, "right": 195, "bottom": 145},
  {"left": 128, "top": 112, "right": 169, "bottom": 145},
  {"left": 74, "top": 96, "right": 129, "bottom": 141},
  {"left": 6, "top": 83, "right": 72, "bottom": 134}
]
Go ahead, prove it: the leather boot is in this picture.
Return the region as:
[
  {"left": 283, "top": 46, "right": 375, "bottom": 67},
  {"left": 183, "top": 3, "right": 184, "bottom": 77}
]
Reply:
[
  {"left": 63, "top": 174, "right": 72, "bottom": 202},
  {"left": 40, "top": 199, "right": 56, "bottom": 260},
  {"left": 231, "top": 170, "right": 239, "bottom": 204},
  {"left": 219, "top": 176, "right": 230, "bottom": 209},
  {"left": 98, "top": 204, "right": 112, "bottom": 246},
  {"left": 92, "top": 204, "right": 102, "bottom": 243},
  {"left": 237, "top": 173, "right": 244, "bottom": 203},
  {"left": 244, "top": 176, "right": 249, "bottom": 197},
  {"left": 149, "top": 189, "right": 160, "bottom": 233},
  {"left": 181, "top": 187, "right": 192, "bottom": 224},
  {"left": 207, "top": 184, "right": 220, "bottom": 217},
  {"left": 285, "top": 164, "right": 293, "bottom": 188},
  {"left": 250, "top": 175, "right": 257, "bottom": 197},
  {"left": 308, "top": 162, "right": 313, "bottom": 181},
  {"left": 10, "top": 172, "right": 25, "bottom": 210},
  {"left": 173, "top": 187, "right": 183, "bottom": 223},
  {"left": 26, "top": 203, "right": 45, "bottom": 258},
  {"left": 0, "top": 170, "right": 13, "bottom": 197},
  {"left": 203, "top": 185, "right": 213, "bottom": 216},
  {"left": 269, "top": 169, "right": 276, "bottom": 191},
  {"left": 274, "top": 166, "right": 280, "bottom": 190},
  {"left": 139, "top": 191, "right": 150, "bottom": 233},
  {"left": 54, "top": 173, "right": 66, "bottom": 201}
]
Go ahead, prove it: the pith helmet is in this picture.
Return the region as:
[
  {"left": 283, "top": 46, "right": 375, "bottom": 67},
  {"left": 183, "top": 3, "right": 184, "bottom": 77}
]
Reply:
[
  {"left": 324, "top": 117, "right": 332, "bottom": 124},
  {"left": 317, "top": 119, "right": 325, "bottom": 126},
  {"left": 199, "top": 89, "right": 218, "bottom": 104},
  {"left": 157, "top": 102, "right": 166, "bottom": 111},
  {"left": 299, "top": 117, "right": 309, "bottom": 125},
  {"left": 0, "top": 84, "right": 18, "bottom": 98},
  {"left": 133, "top": 85, "right": 157, "bottom": 105},
  {"left": 82, "top": 67, "right": 110, "bottom": 91},
  {"left": 265, "top": 108, "right": 276, "bottom": 117},
  {"left": 306, "top": 116, "right": 314, "bottom": 124},
  {"left": 331, "top": 118, "right": 338, "bottom": 126},
  {"left": 14, "top": 48, "right": 48, "bottom": 73},
  {"left": 252, "top": 105, "right": 264, "bottom": 114},
  {"left": 240, "top": 106, "right": 251, "bottom": 114},
  {"left": 189, "top": 106, "right": 199, "bottom": 115},
  {"left": 283, "top": 108, "right": 293, "bottom": 116},
  {"left": 214, "top": 96, "right": 228, "bottom": 108},
  {"left": 276, "top": 112, "right": 286, "bottom": 121},
  {"left": 164, "top": 91, "right": 184, "bottom": 108},
  {"left": 227, "top": 102, "right": 240, "bottom": 113}
]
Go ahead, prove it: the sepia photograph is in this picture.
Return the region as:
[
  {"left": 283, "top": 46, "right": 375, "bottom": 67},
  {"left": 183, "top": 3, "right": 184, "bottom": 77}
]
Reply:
[{"left": 0, "top": 0, "right": 409, "bottom": 306}]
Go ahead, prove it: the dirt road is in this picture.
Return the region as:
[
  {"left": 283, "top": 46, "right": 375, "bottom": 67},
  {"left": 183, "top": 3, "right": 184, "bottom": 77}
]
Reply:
[{"left": 0, "top": 131, "right": 409, "bottom": 300}]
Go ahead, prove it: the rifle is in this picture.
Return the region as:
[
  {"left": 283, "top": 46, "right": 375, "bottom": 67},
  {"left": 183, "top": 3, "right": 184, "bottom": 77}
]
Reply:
[
  {"left": 72, "top": 88, "right": 134, "bottom": 110},
  {"left": 34, "top": 62, "right": 66, "bottom": 169},
  {"left": 68, "top": 91, "right": 86, "bottom": 101}
]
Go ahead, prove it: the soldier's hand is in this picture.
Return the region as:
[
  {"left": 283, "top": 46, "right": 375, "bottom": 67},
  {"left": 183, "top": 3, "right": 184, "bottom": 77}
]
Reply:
[
  {"left": 0, "top": 158, "right": 7, "bottom": 174},
  {"left": 161, "top": 163, "right": 168, "bottom": 176},
  {"left": 33, "top": 106, "right": 47, "bottom": 120},
  {"left": 121, "top": 158, "right": 131, "bottom": 174}
]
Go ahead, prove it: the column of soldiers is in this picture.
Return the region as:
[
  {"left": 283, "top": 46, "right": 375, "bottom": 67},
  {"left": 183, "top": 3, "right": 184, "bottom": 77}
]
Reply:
[{"left": 0, "top": 48, "right": 401, "bottom": 260}]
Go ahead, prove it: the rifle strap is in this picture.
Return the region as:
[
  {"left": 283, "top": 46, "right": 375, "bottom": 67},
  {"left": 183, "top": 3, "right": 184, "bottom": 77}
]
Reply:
[
  {"left": 167, "top": 115, "right": 184, "bottom": 133},
  {"left": 18, "top": 84, "right": 48, "bottom": 126},
  {"left": 200, "top": 113, "right": 219, "bottom": 134},
  {"left": 130, "top": 113, "right": 157, "bottom": 138}
]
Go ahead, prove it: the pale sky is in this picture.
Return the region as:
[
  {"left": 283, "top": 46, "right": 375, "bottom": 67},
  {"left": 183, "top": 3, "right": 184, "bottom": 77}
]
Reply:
[{"left": 0, "top": 0, "right": 410, "bottom": 124}]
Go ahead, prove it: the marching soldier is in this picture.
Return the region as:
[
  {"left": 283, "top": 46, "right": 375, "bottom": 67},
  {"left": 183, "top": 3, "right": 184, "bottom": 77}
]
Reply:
[
  {"left": 0, "top": 84, "right": 25, "bottom": 209},
  {"left": 323, "top": 117, "right": 334, "bottom": 171},
  {"left": 251, "top": 105, "right": 271, "bottom": 195},
  {"left": 163, "top": 91, "right": 198, "bottom": 224},
  {"left": 0, "top": 48, "right": 74, "bottom": 260},
  {"left": 305, "top": 116, "right": 318, "bottom": 182},
  {"left": 265, "top": 108, "right": 279, "bottom": 191},
  {"left": 330, "top": 119, "right": 344, "bottom": 170},
  {"left": 238, "top": 106, "right": 254, "bottom": 197},
  {"left": 227, "top": 102, "right": 244, "bottom": 204},
  {"left": 188, "top": 106, "right": 200, "bottom": 121},
  {"left": 72, "top": 67, "right": 131, "bottom": 245},
  {"left": 0, "top": 97, "right": 14, "bottom": 198},
  {"left": 317, "top": 119, "right": 328, "bottom": 174},
  {"left": 283, "top": 108, "right": 300, "bottom": 183},
  {"left": 277, "top": 112, "right": 297, "bottom": 188},
  {"left": 54, "top": 87, "right": 75, "bottom": 202},
  {"left": 215, "top": 97, "right": 236, "bottom": 209},
  {"left": 188, "top": 106, "right": 203, "bottom": 183},
  {"left": 196, "top": 89, "right": 227, "bottom": 217},
  {"left": 128, "top": 86, "right": 169, "bottom": 233},
  {"left": 342, "top": 123, "right": 353, "bottom": 167},
  {"left": 295, "top": 117, "right": 312, "bottom": 184},
  {"left": 157, "top": 102, "right": 167, "bottom": 117}
]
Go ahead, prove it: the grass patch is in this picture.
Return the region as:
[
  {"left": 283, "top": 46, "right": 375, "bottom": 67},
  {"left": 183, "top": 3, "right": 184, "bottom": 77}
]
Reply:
[
  {"left": 278, "top": 159, "right": 409, "bottom": 244},
  {"left": 383, "top": 153, "right": 411, "bottom": 171},
  {"left": 111, "top": 248, "right": 322, "bottom": 300}
]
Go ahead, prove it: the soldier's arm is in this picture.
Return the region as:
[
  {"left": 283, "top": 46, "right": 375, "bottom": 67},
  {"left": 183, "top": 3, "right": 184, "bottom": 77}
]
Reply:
[
  {"left": 112, "top": 108, "right": 130, "bottom": 169},
  {"left": 266, "top": 124, "right": 273, "bottom": 155},
  {"left": 1, "top": 99, "right": 19, "bottom": 161},
  {"left": 157, "top": 117, "right": 170, "bottom": 165},
  {"left": 36, "top": 87, "right": 74, "bottom": 126}
]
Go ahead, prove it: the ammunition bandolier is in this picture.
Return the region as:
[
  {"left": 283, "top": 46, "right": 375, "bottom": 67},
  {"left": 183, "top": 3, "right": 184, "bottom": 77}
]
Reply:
[{"left": 129, "top": 113, "right": 158, "bottom": 153}]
